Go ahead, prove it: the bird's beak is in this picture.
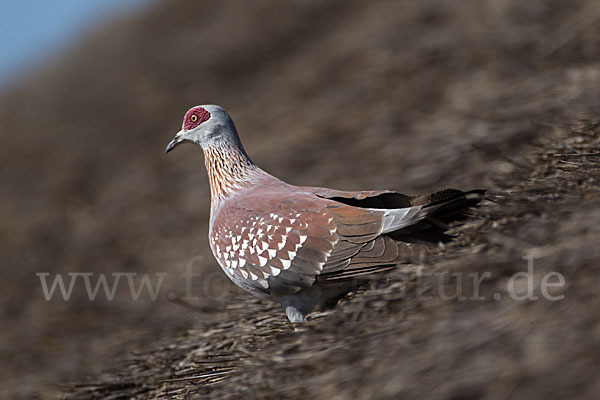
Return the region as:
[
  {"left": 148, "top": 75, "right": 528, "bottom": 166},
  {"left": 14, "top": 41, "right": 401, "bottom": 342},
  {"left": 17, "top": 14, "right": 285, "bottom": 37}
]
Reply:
[{"left": 165, "top": 130, "right": 184, "bottom": 154}]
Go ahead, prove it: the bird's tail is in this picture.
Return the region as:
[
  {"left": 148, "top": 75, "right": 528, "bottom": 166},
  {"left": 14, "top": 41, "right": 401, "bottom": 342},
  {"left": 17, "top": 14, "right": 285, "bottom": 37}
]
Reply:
[{"left": 386, "top": 189, "right": 485, "bottom": 243}]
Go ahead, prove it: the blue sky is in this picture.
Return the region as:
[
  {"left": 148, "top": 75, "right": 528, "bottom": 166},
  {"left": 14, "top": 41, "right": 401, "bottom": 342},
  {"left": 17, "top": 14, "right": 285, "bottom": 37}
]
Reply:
[{"left": 0, "top": 0, "right": 148, "bottom": 88}]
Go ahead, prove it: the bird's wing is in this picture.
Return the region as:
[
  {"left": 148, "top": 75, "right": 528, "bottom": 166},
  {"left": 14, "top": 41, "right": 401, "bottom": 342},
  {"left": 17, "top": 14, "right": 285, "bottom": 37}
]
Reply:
[{"left": 212, "top": 190, "right": 428, "bottom": 295}]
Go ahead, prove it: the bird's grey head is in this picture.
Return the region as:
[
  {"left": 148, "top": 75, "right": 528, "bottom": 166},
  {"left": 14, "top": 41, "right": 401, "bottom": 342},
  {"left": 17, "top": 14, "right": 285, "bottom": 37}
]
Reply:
[{"left": 165, "top": 105, "right": 242, "bottom": 153}]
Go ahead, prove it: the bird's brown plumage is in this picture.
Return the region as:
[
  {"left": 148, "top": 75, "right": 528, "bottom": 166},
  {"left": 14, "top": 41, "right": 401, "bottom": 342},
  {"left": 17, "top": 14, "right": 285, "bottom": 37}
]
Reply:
[{"left": 210, "top": 181, "right": 483, "bottom": 303}]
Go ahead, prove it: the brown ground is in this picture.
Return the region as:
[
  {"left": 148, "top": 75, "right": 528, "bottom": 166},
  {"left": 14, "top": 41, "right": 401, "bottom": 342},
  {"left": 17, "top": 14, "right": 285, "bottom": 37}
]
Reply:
[{"left": 1, "top": 0, "right": 600, "bottom": 399}]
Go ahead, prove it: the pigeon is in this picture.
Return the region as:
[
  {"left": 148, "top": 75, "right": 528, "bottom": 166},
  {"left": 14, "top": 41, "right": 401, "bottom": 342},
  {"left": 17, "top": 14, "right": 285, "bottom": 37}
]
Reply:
[{"left": 166, "top": 105, "right": 483, "bottom": 322}]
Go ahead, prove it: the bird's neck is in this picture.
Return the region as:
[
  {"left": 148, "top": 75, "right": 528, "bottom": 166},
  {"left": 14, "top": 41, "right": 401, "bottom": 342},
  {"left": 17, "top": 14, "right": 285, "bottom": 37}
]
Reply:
[{"left": 203, "top": 143, "right": 260, "bottom": 208}]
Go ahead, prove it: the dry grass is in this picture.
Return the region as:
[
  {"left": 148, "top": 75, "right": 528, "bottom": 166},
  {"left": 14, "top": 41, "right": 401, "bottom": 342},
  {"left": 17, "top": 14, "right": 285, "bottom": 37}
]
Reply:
[{"left": 65, "top": 124, "right": 600, "bottom": 399}]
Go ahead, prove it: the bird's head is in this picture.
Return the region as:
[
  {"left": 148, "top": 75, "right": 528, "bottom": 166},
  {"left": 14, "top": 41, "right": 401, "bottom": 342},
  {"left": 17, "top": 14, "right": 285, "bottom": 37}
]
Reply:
[{"left": 165, "top": 105, "right": 241, "bottom": 153}]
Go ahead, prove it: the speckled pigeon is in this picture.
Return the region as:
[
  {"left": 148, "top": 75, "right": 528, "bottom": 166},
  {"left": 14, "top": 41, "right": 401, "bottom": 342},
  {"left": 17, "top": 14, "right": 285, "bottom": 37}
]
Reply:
[{"left": 166, "top": 105, "right": 483, "bottom": 322}]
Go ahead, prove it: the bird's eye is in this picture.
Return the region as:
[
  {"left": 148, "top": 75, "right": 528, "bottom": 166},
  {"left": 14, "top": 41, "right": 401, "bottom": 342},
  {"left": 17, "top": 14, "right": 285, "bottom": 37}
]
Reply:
[{"left": 190, "top": 114, "right": 198, "bottom": 122}]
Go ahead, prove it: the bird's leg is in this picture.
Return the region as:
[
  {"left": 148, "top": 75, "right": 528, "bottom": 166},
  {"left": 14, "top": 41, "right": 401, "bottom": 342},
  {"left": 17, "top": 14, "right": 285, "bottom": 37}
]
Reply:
[
  {"left": 284, "top": 305, "right": 308, "bottom": 323},
  {"left": 279, "top": 294, "right": 319, "bottom": 323}
]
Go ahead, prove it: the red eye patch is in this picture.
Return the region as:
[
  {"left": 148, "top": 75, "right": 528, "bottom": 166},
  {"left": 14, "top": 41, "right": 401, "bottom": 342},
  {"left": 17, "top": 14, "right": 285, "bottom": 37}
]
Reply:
[{"left": 184, "top": 107, "right": 211, "bottom": 131}]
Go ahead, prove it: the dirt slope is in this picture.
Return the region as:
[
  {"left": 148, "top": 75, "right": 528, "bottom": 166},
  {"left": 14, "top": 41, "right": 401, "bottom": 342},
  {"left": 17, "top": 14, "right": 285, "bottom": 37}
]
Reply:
[{"left": 1, "top": 0, "right": 599, "bottom": 398}]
